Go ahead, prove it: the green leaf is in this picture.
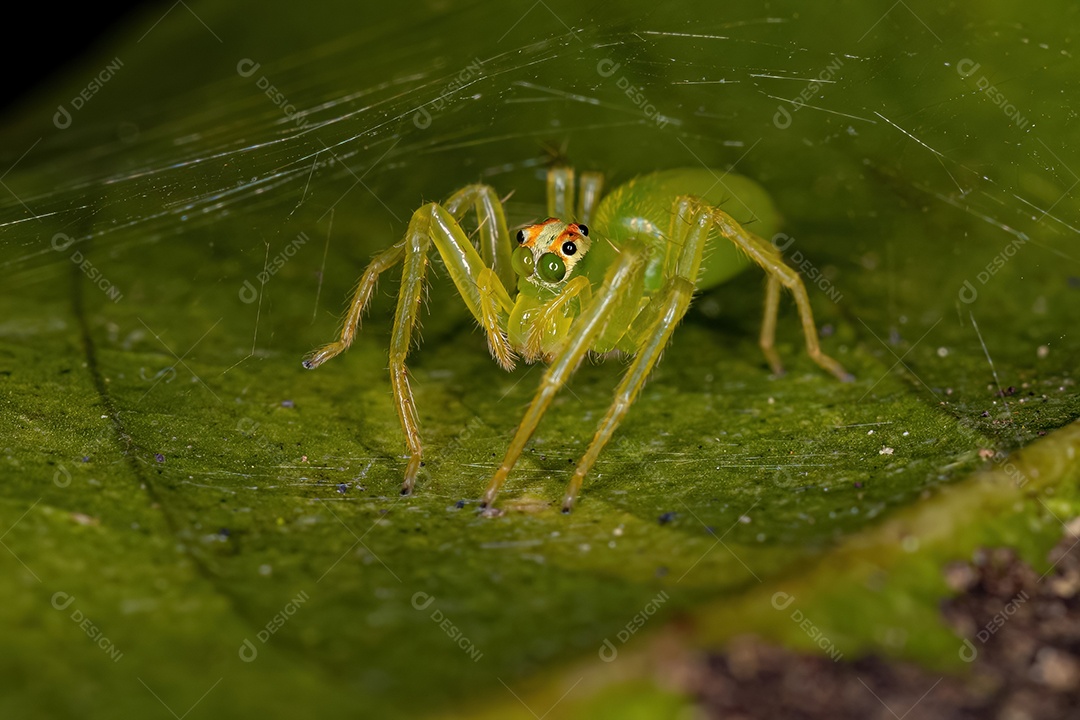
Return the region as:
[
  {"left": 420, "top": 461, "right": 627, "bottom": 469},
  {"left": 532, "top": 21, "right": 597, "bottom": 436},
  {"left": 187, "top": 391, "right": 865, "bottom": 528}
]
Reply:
[{"left": 2, "top": 1, "right": 1077, "bottom": 718}]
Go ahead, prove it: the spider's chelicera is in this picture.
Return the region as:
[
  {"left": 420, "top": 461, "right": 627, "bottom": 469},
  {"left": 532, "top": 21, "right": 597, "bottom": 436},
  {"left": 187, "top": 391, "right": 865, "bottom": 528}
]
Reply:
[{"left": 304, "top": 167, "right": 852, "bottom": 512}]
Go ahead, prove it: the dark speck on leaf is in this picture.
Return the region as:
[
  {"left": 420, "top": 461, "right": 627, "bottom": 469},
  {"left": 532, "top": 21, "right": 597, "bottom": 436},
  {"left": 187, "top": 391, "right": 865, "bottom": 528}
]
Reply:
[
  {"left": 281, "top": 399, "right": 295, "bottom": 408},
  {"left": 659, "top": 511, "right": 677, "bottom": 525},
  {"left": 155, "top": 453, "right": 165, "bottom": 463}
]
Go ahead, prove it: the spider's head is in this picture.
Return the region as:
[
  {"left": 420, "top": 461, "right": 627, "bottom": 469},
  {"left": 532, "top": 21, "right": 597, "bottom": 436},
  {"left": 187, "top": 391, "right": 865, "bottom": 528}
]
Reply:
[{"left": 511, "top": 218, "right": 591, "bottom": 288}]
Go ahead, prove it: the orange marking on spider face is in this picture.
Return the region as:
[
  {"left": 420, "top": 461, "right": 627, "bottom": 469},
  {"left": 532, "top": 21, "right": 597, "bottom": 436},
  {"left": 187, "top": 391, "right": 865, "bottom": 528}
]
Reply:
[
  {"left": 520, "top": 218, "right": 563, "bottom": 249},
  {"left": 549, "top": 225, "right": 586, "bottom": 255}
]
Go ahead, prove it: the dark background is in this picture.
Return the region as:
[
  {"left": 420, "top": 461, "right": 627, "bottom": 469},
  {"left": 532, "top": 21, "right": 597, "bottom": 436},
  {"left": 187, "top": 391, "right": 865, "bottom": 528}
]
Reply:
[{"left": 3, "top": 2, "right": 156, "bottom": 116}]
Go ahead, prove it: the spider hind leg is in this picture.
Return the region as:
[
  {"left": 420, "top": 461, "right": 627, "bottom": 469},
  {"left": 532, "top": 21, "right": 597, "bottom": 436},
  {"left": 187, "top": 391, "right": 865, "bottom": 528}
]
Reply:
[{"left": 701, "top": 202, "right": 853, "bottom": 383}]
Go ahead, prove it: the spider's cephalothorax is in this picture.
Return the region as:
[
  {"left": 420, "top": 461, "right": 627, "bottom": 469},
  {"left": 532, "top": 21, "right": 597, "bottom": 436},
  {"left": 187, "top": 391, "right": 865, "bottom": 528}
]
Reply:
[
  {"left": 513, "top": 218, "right": 592, "bottom": 289},
  {"left": 507, "top": 218, "right": 592, "bottom": 364},
  {"left": 304, "top": 166, "right": 852, "bottom": 512}
]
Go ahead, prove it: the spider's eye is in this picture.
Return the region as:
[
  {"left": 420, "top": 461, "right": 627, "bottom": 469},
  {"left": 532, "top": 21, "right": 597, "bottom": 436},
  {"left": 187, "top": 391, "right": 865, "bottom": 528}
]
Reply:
[
  {"left": 516, "top": 230, "right": 526, "bottom": 244},
  {"left": 561, "top": 241, "right": 577, "bottom": 256},
  {"left": 577, "top": 224, "right": 589, "bottom": 237},
  {"left": 537, "top": 253, "right": 566, "bottom": 283},
  {"left": 512, "top": 246, "right": 535, "bottom": 276}
]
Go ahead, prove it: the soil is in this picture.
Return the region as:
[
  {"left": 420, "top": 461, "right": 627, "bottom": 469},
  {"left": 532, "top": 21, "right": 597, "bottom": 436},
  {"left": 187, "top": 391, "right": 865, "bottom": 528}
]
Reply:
[{"left": 692, "top": 519, "right": 1080, "bottom": 720}]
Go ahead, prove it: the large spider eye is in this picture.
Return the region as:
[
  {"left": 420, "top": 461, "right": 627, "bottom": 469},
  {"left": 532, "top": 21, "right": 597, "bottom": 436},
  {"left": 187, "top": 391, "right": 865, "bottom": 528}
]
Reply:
[
  {"left": 516, "top": 229, "right": 526, "bottom": 244},
  {"left": 577, "top": 224, "right": 589, "bottom": 237},
  {"left": 561, "top": 241, "right": 577, "bottom": 256},
  {"left": 537, "top": 253, "right": 566, "bottom": 283},
  {"left": 512, "top": 246, "right": 535, "bottom": 276}
]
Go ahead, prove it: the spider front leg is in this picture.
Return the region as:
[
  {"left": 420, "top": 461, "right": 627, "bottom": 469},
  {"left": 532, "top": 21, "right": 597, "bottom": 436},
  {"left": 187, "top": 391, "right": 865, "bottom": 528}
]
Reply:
[
  {"left": 480, "top": 245, "right": 646, "bottom": 509},
  {"left": 305, "top": 191, "right": 517, "bottom": 495},
  {"left": 561, "top": 198, "right": 852, "bottom": 511},
  {"left": 560, "top": 200, "right": 706, "bottom": 511},
  {"left": 524, "top": 275, "right": 592, "bottom": 362},
  {"left": 303, "top": 184, "right": 515, "bottom": 370},
  {"left": 444, "top": 184, "right": 515, "bottom": 293}
]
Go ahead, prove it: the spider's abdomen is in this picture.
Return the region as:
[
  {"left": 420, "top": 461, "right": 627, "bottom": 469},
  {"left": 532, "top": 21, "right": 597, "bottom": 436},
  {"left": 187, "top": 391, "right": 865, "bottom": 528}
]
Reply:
[{"left": 583, "top": 168, "right": 782, "bottom": 292}]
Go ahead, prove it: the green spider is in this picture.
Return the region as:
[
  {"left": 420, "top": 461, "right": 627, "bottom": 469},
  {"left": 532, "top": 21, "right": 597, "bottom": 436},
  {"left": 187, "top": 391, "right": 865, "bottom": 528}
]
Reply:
[{"left": 303, "top": 166, "right": 852, "bottom": 512}]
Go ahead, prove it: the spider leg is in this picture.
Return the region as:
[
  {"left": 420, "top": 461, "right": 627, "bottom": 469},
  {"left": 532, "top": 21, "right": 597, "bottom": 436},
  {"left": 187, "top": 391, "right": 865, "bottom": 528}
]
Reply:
[
  {"left": 561, "top": 278, "right": 695, "bottom": 511},
  {"left": 307, "top": 196, "right": 519, "bottom": 496},
  {"left": 395, "top": 202, "right": 525, "bottom": 493},
  {"left": 759, "top": 275, "right": 784, "bottom": 376},
  {"left": 524, "top": 275, "right": 593, "bottom": 362},
  {"left": 477, "top": 267, "right": 514, "bottom": 371},
  {"left": 576, "top": 172, "right": 604, "bottom": 225},
  {"left": 480, "top": 245, "right": 646, "bottom": 509},
  {"left": 389, "top": 212, "right": 429, "bottom": 495},
  {"left": 444, "top": 184, "right": 515, "bottom": 293},
  {"left": 546, "top": 166, "right": 604, "bottom": 224},
  {"left": 560, "top": 199, "right": 705, "bottom": 511},
  {"left": 561, "top": 198, "right": 851, "bottom": 510},
  {"left": 305, "top": 183, "right": 516, "bottom": 371},
  {"left": 302, "top": 241, "right": 406, "bottom": 369},
  {"left": 699, "top": 201, "right": 853, "bottom": 382},
  {"left": 547, "top": 166, "right": 575, "bottom": 219}
]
